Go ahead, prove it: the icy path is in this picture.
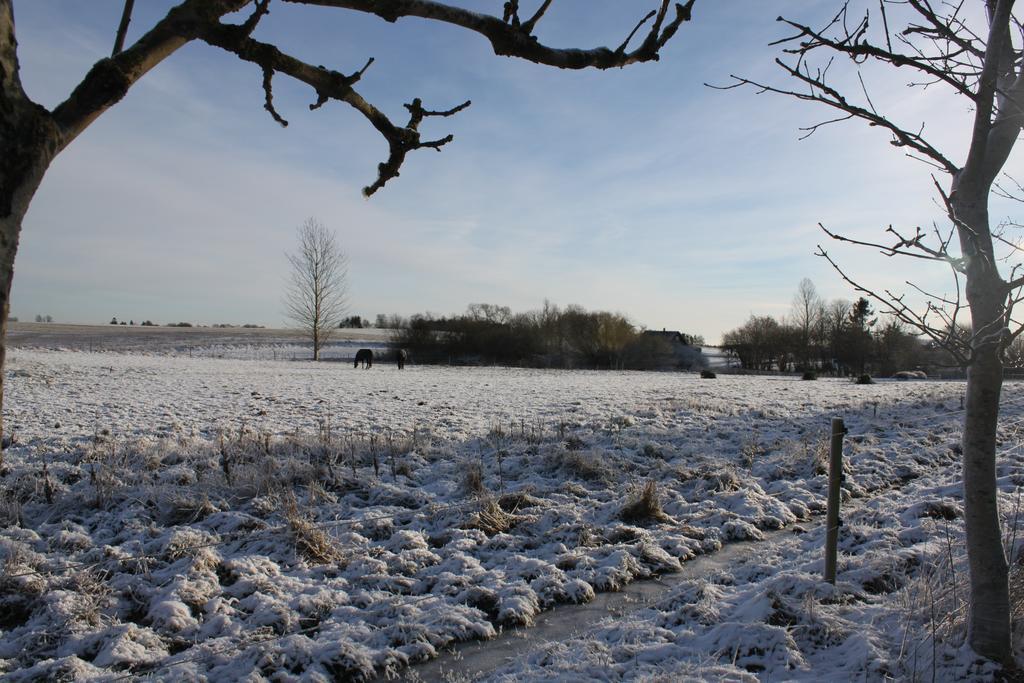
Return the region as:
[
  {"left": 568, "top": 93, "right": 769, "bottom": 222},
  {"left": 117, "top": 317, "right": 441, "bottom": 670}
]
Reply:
[{"left": 397, "top": 525, "right": 800, "bottom": 682}]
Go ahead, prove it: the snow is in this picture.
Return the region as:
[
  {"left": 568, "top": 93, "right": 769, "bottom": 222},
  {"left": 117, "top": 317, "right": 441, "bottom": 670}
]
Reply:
[{"left": 0, "top": 346, "right": 1022, "bottom": 680}]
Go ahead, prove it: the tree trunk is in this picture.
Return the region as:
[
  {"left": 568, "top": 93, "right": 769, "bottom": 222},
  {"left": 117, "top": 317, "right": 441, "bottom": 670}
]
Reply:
[
  {"left": 964, "top": 341, "right": 1009, "bottom": 661},
  {"left": 956, "top": 194, "right": 1012, "bottom": 664},
  {"left": 2, "top": 0, "right": 62, "bottom": 449},
  {"left": 0, "top": 129, "right": 58, "bottom": 449}
]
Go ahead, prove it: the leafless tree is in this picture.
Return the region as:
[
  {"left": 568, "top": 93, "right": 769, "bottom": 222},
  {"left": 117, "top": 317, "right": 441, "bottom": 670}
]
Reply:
[
  {"left": 790, "top": 277, "right": 824, "bottom": 369},
  {"left": 284, "top": 218, "right": 348, "bottom": 361},
  {"left": 722, "top": 0, "right": 1023, "bottom": 665},
  {"left": 0, "top": 0, "right": 696, "bottom": 444}
]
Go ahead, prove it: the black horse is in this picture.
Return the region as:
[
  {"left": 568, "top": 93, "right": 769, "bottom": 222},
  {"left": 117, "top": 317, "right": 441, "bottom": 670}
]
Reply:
[
  {"left": 354, "top": 348, "right": 373, "bottom": 369},
  {"left": 396, "top": 349, "right": 408, "bottom": 370}
]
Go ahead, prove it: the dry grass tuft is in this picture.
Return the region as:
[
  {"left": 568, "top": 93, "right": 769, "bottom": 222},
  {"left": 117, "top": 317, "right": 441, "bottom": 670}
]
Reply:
[
  {"left": 0, "top": 544, "right": 46, "bottom": 630},
  {"left": 892, "top": 509, "right": 1024, "bottom": 678},
  {"left": 498, "top": 490, "right": 542, "bottom": 512},
  {"left": 699, "top": 466, "right": 741, "bottom": 493},
  {"left": 621, "top": 480, "right": 672, "bottom": 524},
  {"left": 281, "top": 494, "right": 346, "bottom": 566},
  {"left": 159, "top": 493, "right": 218, "bottom": 525},
  {"left": 466, "top": 497, "right": 515, "bottom": 536},
  {"left": 0, "top": 492, "right": 22, "bottom": 527},
  {"left": 1010, "top": 556, "right": 1024, "bottom": 629},
  {"left": 1006, "top": 495, "right": 1024, "bottom": 637},
  {"left": 564, "top": 435, "right": 586, "bottom": 451},
  {"left": 768, "top": 437, "right": 829, "bottom": 480},
  {"left": 462, "top": 461, "right": 485, "bottom": 496},
  {"left": 556, "top": 448, "right": 614, "bottom": 483}
]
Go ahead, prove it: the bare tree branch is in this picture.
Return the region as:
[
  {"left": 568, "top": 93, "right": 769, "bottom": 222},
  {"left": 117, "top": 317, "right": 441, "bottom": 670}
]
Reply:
[
  {"left": 261, "top": 65, "right": 288, "bottom": 126},
  {"left": 285, "top": 0, "right": 695, "bottom": 69},
  {"left": 52, "top": 1, "right": 251, "bottom": 149},
  {"left": 818, "top": 221, "right": 965, "bottom": 269},
  {"left": 521, "top": 0, "right": 554, "bottom": 36},
  {"left": 816, "top": 244, "right": 970, "bottom": 364},
  {"left": 960, "top": 0, "right": 1021, "bottom": 189},
  {"left": 904, "top": 0, "right": 987, "bottom": 61},
  {"left": 111, "top": 0, "right": 136, "bottom": 57},
  {"left": 711, "top": 61, "right": 958, "bottom": 173},
  {"left": 776, "top": 12, "right": 980, "bottom": 99},
  {"left": 49, "top": 0, "right": 694, "bottom": 197},
  {"left": 994, "top": 172, "right": 1024, "bottom": 201},
  {"left": 197, "top": 18, "right": 470, "bottom": 195}
]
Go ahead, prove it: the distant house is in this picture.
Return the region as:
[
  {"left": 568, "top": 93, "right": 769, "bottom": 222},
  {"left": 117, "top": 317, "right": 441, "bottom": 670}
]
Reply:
[
  {"left": 642, "top": 329, "right": 706, "bottom": 369},
  {"left": 643, "top": 329, "right": 700, "bottom": 349}
]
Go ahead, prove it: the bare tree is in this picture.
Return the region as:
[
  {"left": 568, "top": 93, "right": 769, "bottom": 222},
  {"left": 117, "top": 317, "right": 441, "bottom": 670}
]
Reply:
[
  {"left": 790, "top": 277, "right": 824, "bottom": 369},
  {"left": 821, "top": 297, "right": 851, "bottom": 370},
  {"left": 284, "top": 218, "right": 347, "bottom": 361},
  {"left": 724, "top": 0, "right": 1023, "bottom": 664},
  {"left": 0, "top": 0, "right": 695, "bottom": 444}
]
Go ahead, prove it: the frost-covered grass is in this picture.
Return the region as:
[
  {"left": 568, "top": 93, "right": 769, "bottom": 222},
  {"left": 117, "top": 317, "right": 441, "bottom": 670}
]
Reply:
[{"left": 1, "top": 348, "right": 1022, "bottom": 680}]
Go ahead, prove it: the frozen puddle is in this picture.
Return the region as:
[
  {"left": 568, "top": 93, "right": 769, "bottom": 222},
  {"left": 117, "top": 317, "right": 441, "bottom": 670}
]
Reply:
[{"left": 395, "top": 524, "right": 806, "bottom": 681}]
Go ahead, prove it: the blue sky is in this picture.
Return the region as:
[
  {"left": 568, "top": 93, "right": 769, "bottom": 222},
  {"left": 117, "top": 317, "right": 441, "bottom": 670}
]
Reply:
[{"left": 11, "top": 1, "right": 1018, "bottom": 342}]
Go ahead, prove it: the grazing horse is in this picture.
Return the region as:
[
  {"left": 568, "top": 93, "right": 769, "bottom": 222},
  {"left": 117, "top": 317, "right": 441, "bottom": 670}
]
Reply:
[
  {"left": 354, "top": 348, "right": 373, "bottom": 369},
  {"left": 396, "top": 349, "right": 408, "bottom": 370}
]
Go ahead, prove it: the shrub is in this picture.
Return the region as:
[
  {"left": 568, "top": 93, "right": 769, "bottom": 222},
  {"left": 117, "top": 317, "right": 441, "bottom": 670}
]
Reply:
[
  {"left": 391, "top": 303, "right": 706, "bottom": 370},
  {"left": 802, "top": 371, "right": 818, "bottom": 380},
  {"left": 856, "top": 374, "right": 874, "bottom": 384},
  {"left": 700, "top": 369, "right": 717, "bottom": 379}
]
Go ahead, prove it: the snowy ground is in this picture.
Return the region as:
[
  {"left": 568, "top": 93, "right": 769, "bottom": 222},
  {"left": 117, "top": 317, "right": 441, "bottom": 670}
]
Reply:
[
  {"left": 6, "top": 322, "right": 391, "bottom": 361},
  {"left": 1, "top": 347, "right": 1022, "bottom": 681}
]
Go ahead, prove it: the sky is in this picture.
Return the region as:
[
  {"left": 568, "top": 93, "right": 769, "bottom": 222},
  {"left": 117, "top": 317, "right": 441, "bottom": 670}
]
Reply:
[{"left": 9, "top": 1, "right": 1021, "bottom": 343}]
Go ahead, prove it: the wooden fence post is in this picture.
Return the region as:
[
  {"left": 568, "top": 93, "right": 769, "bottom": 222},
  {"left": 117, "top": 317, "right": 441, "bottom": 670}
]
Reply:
[{"left": 824, "top": 416, "right": 845, "bottom": 584}]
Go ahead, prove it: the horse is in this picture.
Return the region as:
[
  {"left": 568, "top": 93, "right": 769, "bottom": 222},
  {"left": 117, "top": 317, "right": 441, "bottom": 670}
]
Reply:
[
  {"left": 396, "top": 349, "right": 408, "bottom": 370},
  {"left": 354, "top": 348, "right": 373, "bottom": 369}
]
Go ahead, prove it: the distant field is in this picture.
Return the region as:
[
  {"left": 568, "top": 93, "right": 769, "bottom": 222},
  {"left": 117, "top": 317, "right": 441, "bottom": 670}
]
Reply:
[{"left": 5, "top": 322, "right": 392, "bottom": 359}]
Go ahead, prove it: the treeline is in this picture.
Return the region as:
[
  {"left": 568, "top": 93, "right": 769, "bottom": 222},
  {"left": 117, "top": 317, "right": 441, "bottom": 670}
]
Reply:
[
  {"left": 107, "top": 318, "right": 264, "bottom": 328},
  {"left": 721, "top": 279, "right": 943, "bottom": 375},
  {"left": 390, "top": 302, "right": 705, "bottom": 370}
]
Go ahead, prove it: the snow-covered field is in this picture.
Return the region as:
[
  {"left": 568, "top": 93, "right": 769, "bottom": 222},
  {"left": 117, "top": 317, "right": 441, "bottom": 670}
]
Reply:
[
  {"left": 1, "top": 347, "right": 1022, "bottom": 681},
  {"left": 5, "top": 322, "right": 391, "bottom": 361}
]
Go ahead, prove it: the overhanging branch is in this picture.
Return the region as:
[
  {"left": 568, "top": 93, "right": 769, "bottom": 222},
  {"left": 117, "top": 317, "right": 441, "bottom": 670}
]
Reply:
[
  {"left": 47, "top": 0, "right": 694, "bottom": 199},
  {"left": 284, "top": 0, "right": 694, "bottom": 69},
  {"left": 52, "top": 0, "right": 252, "bottom": 149},
  {"left": 818, "top": 221, "right": 966, "bottom": 270},
  {"left": 199, "top": 20, "right": 471, "bottom": 196}
]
